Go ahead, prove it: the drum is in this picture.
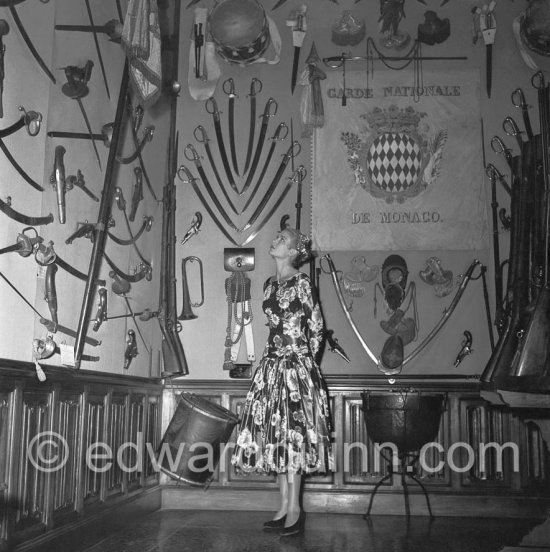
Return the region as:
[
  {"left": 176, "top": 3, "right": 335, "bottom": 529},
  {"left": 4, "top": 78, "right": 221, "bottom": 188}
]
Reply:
[
  {"left": 158, "top": 393, "right": 239, "bottom": 486},
  {"left": 361, "top": 391, "right": 445, "bottom": 452},
  {"left": 208, "top": 0, "right": 270, "bottom": 64}
]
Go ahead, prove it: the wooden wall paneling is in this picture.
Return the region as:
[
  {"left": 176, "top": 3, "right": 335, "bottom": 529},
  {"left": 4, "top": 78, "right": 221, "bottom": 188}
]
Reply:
[
  {"left": 16, "top": 391, "right": 51, "bottom": 535},
  {"left": 50, "top": 388, "right": 81, "bottom": 525},
  {"left": 0, "top": 392, "right": 11, "bottom": 542},
  {"left": 83, "top": 392, "right": 105, "bottom": 508}
]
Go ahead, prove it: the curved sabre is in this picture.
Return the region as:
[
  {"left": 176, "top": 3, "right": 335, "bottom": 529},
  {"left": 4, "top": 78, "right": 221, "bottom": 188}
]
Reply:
[
  {"left": 205, "top": 96, "right": 239, "bottom": 195},
  {"left": 184, "top": 144, "right": 240, "bottom": 233},
  {"left": 9, "top": 4, "right": 56, "bottom": 84},
  {"left": 194, "top": 125, "right": 238, "bottom": 215},
  {"left": 241, "top": 141, "right": 300, "bottom": 232},
  {"left": 241, "top": 122, "right": 288, "bottom": 213},
  {"left": 0, "top": 196, "right": 53, "bottom": 225},
  {"left": 177, "top": 164, "right": 240, "bottom": 247},
  {"left": 241, "top": 97, "right": 277, "bottom": 195}
]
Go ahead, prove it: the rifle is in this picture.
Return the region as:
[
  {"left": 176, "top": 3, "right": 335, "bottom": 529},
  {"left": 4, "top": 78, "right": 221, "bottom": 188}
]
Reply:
[
  {"left": 157, "top": 0, "right": 188, "bottom": 377},
  {"left": 157, "top": 128, "right": 188, "bottom": 377}
]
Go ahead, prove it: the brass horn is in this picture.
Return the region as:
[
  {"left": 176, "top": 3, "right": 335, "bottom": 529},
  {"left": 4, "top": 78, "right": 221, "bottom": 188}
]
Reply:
[{"left": 178, "top": 256, "right": 204, "bottom": 320}]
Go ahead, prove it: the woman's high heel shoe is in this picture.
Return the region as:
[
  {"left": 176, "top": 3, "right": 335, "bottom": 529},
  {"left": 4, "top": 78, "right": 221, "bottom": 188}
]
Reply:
[
  {"left": 280, "top": 511, "right": 306, "bottom": 537},
  {"left": 263, "top": 515, "right": 286, "bottom": 532}
]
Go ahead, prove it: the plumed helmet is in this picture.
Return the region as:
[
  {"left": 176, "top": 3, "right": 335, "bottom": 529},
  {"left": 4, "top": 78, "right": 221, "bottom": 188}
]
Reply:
[{"left": 521, "top": 0, "right": 550, "bottom": 56}]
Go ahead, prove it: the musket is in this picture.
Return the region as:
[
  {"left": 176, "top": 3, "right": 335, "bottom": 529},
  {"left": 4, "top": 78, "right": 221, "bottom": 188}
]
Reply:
[
  {"left": 73, "top": 62, "right": 130, "bottom": 369},
  {"left": 486, "top": 164, "right": 506, "bottom": 335},
  {"left": 0, "top": 19, "right": 9, "bottom": 118}
]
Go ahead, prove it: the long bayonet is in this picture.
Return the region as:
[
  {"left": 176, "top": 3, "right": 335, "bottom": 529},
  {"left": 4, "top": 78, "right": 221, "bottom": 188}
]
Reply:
[{"left": 83, "top": 0, "right": 110, "bottom": 98}]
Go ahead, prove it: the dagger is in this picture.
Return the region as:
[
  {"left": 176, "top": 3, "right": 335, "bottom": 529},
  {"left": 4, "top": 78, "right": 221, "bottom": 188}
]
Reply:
[{"left": 289, "top": 10, "right": 307, "bottom": 95}]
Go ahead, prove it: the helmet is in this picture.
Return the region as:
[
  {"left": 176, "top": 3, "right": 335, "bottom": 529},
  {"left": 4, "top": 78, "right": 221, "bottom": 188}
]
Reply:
[{"left": 521, "top": 0, "right": 550, "bottom": 56}]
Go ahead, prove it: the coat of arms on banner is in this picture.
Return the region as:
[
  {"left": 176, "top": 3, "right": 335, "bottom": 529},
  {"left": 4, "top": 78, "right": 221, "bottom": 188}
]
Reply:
[
  {"left": 342, "top": 105, "right": 447, "bottom": 203},
  {"left": 312, "top": 69, "right": 488, "bottom": 251}
]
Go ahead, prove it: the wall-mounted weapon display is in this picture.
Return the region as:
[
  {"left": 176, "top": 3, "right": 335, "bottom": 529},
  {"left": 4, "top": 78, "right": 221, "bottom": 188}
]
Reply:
[
  {"left": 454, "top": 330, "right": 473, "bottom": 367},
  {"left": 323, "top": 254, "right": 482, "bottom": 375},
  {"left": 0, "top": 105, "right": 43, "bottom": 191},
  {"left": 481, "top": 71, "right": 550, "bottom": 392},
  {"left": 8, "top": 0, "right": 56, "bottom": 83},
  {"left": 223, "top": 247, "right": 255, "bottom": 378},
  {"left": 181, "top": 211, "right": 202, "bottom": 246},
  {"left": 178, "top": 256, "right": 204, "bottom": 321},
  {"left": 60, "top": 61, "right": 103, "bottom": 170}
]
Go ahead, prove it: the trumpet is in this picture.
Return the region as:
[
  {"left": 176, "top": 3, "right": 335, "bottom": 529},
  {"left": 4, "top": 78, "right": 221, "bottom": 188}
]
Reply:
[{"left": 178, "top": 256, "right": 204, "bottom": 320}]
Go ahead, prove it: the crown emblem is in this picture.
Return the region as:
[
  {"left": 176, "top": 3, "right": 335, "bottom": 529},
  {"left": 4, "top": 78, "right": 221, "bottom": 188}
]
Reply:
[{"left": 361, "top": 105, "right": 426, "bottom": 134}]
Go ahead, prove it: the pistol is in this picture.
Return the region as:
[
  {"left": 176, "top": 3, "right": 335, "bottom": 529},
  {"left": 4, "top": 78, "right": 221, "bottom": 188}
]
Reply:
[{"left": 50, "top": 146, "right": 67, "bottom": 224}]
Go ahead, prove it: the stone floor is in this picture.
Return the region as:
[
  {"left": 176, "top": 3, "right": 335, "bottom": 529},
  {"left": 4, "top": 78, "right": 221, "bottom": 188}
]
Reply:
[{"left": 49, "top": 509, "right": 544, "bottom": 552}]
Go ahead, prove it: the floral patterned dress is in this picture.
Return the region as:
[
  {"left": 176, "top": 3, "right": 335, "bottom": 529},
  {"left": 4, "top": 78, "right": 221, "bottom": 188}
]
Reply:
[{"left": 231, "top": 272, "right": 333, "bottom": 475}]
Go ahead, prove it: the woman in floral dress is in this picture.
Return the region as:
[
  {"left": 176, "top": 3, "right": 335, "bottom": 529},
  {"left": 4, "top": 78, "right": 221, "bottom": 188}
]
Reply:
[{"left": 231, "top": 227, "right": 333, "bottom": 537}]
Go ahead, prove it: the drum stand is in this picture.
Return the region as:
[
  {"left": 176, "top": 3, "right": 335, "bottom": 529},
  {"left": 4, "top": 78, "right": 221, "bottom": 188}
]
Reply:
[{"left": 363, "top": 449, "right": 434, "bottom": 519}]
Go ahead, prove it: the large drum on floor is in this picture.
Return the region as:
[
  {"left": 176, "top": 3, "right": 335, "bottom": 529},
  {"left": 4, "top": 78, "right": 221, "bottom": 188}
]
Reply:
[
  {"left": 208, "top": 0, "right": 270, "bottom": 64},
  {"left": 158, "top": 393, "right": 239, "bottom": 486},
  {"left": 361, "top": 391, "right": 445, "bottom": 452}
]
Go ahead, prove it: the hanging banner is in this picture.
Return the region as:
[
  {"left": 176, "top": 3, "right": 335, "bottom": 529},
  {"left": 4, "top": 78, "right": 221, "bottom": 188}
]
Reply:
[{"left": 312, "top": 69, "right": 488, "bottom": 251}]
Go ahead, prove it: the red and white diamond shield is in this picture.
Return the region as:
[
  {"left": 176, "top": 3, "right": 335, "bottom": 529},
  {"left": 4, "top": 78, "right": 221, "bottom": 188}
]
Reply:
[{"left": 366, "top": 132, "right": 423, "bottom": 193}]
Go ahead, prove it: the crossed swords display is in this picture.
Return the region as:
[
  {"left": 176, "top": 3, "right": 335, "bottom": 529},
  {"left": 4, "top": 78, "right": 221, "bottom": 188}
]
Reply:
[{"left": 180, "top": 80, "right": 304, "bottom": 247}]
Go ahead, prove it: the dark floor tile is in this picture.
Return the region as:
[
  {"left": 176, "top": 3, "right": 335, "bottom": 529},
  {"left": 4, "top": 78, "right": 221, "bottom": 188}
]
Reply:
[{"left": 79, "top": 509, "right": 542, "bottom": 552}]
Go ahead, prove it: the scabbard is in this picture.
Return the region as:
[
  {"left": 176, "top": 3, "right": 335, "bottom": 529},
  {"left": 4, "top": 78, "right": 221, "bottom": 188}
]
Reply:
[
  {"left": 0, "top": 116, "right": 25, "bottom": 138},
  {"left": 0, "top": 197, "right": 53, "bottom": 225},
  {"left": 55, "top": 254, "right": 106, "bottom": 287},
  {"left": 0, "top": 138, "right": 44, "bottom": 191},
  {"left": 107, "top": 216, "right": 150, "bottom": 245},
  {"left": 74, "top": 63, "right": 130, "bottom": 369},
  {"left": 103, "top": 251, "right": 151, "bottom": 283}
]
